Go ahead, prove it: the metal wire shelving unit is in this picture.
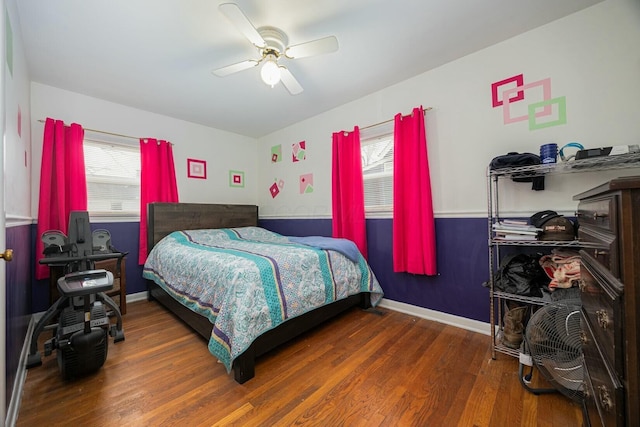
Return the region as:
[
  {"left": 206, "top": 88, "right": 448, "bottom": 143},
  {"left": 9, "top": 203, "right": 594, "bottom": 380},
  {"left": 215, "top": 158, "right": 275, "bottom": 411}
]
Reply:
[{"left": 486, "top": 152, "right": 640, "bottom": 359}]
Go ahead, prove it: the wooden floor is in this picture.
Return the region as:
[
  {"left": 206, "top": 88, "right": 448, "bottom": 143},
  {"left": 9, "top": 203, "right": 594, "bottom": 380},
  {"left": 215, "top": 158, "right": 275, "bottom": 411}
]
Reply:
[{"left": 17, "top": 300, "right": 584, "bottom": 426}]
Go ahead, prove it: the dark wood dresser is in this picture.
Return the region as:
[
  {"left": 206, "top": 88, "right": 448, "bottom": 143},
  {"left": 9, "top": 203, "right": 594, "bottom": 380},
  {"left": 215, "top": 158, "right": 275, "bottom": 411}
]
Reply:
[{"left": 574, "top": 176, "right": 640, "bottom": 426}]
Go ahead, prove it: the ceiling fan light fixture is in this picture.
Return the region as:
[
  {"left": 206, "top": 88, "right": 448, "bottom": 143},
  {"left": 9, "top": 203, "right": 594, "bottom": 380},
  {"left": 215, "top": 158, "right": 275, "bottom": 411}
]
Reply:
[
  {"left": 215, "top": 4, "right": 337, "bottom": 95},
  {"left": 260, "top": 54, "right": 281, "bottom": 87}
]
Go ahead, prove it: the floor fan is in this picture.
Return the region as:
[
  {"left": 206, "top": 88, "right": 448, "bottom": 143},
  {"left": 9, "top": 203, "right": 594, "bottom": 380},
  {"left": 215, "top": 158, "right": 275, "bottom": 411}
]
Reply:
[{"left": 518, "top": 299, "right": 584, "bottom": 403}]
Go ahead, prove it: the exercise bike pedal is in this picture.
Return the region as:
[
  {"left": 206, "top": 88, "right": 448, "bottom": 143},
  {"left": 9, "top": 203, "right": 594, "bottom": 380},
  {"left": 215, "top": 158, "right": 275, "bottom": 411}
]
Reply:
[
  {"left": 110, "top": 325, "right": 125, "bottom": 343},
  {"left": 44, "top": 338, "right": 55, "bottom": 356},
  {"left": 26, "top": 352, "right": 42, "bottom": 368}
]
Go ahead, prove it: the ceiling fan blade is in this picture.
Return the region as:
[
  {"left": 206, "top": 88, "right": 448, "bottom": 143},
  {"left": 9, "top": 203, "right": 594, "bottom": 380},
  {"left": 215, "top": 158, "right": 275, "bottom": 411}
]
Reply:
[
  {"left": 219, "top": 3, "right": 266, "bottom": 48},
  {"left": 285, "top": 36, "right": 339, "bottom": 59},
  {"left": 212, "top": 59, "right": 259, "bottom": 77},
  {"left": 279, "top": 66, "right": 303, "bottom": 95}
]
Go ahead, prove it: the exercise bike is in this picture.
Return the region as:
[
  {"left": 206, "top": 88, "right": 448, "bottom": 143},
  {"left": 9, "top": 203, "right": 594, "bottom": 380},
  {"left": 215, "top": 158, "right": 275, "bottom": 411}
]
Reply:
[{"left": 27, "top": 211, "right": 126, "bottom": 379}]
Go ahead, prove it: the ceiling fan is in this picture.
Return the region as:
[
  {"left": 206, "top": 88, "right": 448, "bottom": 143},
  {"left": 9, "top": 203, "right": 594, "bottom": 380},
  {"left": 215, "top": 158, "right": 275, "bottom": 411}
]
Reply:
[{"left": 213, "top": 3, "right": 339, "bottom": 95}]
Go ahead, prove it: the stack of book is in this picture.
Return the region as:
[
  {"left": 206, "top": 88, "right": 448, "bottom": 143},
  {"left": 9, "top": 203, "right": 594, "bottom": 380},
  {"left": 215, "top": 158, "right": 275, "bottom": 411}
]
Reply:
[{"left": 492, "top": 219, "right": 542, "bottom": 241}]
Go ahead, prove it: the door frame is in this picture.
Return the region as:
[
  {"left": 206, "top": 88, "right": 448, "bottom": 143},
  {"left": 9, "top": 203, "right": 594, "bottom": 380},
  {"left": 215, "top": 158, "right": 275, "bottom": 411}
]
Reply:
[{"left": 1, "top": 0, "right": 8, "bottom": 422}]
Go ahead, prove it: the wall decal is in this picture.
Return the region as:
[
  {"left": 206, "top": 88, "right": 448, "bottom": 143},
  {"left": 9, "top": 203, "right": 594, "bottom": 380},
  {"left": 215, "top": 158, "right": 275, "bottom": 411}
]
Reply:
[
  {"left": 187, "top": 158, "right": 207, "bottom": 179},
  {"left": 5, "top": 11, "right": 13, "bottom": 77},
  {"left": 271, "top": 144, "right": 282, "bottom": 163},
  {"left": 269, "top": 183, "right": 280, "bottom": 198},
  {"left": 229, "top": 170, "right": 245, "bottom": 188},
  {"left": 492, "top": 74, "right": 566, "bottom": 130},
  {"left": 501, "top": 78, "right": 552, "bottom": 124},
  {"left": 292, "top": 141, "right": 306, "bottom": 162},
  {"left": 299, "top": 173, "right": 313, "bottom": 194},
  {"left": 528, "top": 96, "right": 567, "bottom": 130},
  {"left": 269, "top": 178, "right": 284, "bottom": 198},
  {"left": 491, "top": 74, "right": 524, "bottom": 107}
]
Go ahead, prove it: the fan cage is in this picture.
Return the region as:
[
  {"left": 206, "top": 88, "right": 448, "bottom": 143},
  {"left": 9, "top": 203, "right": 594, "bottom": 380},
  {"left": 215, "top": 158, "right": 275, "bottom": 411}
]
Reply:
[{"left": 524, "top": 299, "right": 584, "bottom": 402}]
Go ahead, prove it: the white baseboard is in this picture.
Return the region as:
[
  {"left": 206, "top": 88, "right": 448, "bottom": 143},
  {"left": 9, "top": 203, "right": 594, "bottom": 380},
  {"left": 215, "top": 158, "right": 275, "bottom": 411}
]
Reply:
[
  {"left": 126, "top": 291, "right": 148, "bottom": 304},
  {"left": 378, "top": 298, "right": 491, "bottom": 336}
]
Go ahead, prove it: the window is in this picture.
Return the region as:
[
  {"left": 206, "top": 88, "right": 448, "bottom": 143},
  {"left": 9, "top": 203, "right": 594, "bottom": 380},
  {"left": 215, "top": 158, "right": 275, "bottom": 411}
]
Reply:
[
  {"left": 83, "top": 138, "right": 140, "bottom": 217},
  {"left": 361, "top": 128, "right": 393, "bottom": 214}
]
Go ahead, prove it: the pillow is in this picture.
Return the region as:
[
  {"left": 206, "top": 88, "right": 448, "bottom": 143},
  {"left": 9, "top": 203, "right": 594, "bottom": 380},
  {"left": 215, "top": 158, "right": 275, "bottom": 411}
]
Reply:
[{"left": 230, "top": 227, "right": 289, "bottom": 244}]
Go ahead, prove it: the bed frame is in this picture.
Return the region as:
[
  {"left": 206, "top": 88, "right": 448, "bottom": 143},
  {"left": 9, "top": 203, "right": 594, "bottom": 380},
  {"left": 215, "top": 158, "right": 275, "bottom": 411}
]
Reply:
[{"left": 145, "top": 202, "right": 372, "bottom": 383}]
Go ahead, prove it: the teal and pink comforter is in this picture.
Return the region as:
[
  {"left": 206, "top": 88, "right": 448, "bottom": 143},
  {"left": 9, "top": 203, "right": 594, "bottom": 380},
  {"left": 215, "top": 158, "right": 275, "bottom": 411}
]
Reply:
[{"left": 142, "top": 227, "right": 383, "bottom": 371}]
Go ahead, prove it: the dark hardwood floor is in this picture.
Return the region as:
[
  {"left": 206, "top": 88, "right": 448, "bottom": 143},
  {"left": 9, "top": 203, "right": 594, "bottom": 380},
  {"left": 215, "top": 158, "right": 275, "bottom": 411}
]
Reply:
[{"left": 17, "top": 300, "right": 584, "bottom": 426}]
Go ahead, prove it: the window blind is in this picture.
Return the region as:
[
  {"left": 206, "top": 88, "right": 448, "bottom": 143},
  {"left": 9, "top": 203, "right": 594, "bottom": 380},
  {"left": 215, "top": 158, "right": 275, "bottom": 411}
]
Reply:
[{"left": 84, "top": 140, "right": 140, "bottom": 215}]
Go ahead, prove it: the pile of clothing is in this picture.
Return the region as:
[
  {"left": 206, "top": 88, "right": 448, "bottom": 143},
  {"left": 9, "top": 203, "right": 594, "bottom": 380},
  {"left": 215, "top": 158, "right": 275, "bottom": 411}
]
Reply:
[{"left": 539, "top": 249, "right": 581, "bottom": 290}]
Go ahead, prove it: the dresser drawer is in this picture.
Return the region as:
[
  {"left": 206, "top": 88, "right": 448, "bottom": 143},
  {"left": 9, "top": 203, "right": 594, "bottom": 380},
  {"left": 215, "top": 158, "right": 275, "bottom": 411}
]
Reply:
[
  {"left": 576, "top": 196, "right": 617, "bottom": 233},
  {"left": 582, "top": 367, "right": 603, "bottom": 427},
  {"left": 578, "top": 226, "right": 618, "bottom": 278},
  {"left": 582, "top": 360, "right": 624, "bottom": 427},
  {"left": 579, "top": 253, "right": 623, "bottom": 373}
]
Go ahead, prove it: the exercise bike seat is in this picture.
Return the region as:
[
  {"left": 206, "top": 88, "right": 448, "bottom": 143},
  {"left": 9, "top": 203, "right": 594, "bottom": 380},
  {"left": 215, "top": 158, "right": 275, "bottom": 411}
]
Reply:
[{"left": 92, "top": 229, "right": 113, "bottom": 253}]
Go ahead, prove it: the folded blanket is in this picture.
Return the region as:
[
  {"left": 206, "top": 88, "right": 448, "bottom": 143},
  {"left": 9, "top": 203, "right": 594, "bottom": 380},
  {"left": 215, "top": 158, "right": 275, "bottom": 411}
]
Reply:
[{"left": 288, "top": 236, "right": 361, "bottom": 263}]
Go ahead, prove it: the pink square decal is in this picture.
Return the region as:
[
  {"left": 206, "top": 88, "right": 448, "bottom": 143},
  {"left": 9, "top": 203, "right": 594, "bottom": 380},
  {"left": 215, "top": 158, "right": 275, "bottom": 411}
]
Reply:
[{"left": 502, "top": 78, "right": 552, "bottom": 124}]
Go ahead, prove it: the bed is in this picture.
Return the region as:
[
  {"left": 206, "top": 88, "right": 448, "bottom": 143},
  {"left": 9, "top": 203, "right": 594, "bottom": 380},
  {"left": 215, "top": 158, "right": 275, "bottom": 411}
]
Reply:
[{"left": 143, "top": 202, "right": 383, "bottom": 383}]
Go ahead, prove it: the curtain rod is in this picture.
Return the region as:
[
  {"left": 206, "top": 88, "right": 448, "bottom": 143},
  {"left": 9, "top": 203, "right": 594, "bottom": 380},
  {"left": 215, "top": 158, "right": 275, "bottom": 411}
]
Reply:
[
  {"left": 359, "top": 106, "right": 432, "bottom": 131},
  {"left": 37, "top": 119, "right": 139, "bottom": 141}
]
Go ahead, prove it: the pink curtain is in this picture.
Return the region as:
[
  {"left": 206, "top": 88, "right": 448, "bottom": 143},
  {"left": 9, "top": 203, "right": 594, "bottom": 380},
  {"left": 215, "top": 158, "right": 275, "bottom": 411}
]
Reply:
[
  {"left": 393, "top": 106, "right": 437, "bottom": 275},
  {"left": 331, "top": 127, "right": 368, "bottom": 259},
  {"left": 36, "top": 118, "right": 87, "bottom": 280},
  {"left": 138, "top": 138, "right": 179, "bottom": 264}
]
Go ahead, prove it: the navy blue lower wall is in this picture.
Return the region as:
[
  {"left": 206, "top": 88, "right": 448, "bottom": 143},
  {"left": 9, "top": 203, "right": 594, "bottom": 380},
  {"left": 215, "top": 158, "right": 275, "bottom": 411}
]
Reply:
[
  {"left": 6, "top": 224, "right": 32, "bottom": 410},
  {"left": 29, "top": 217, "right": 491, "bottom": 325},
  {"left": 260, "top": 217, "right": 490, "bottom": 323}
]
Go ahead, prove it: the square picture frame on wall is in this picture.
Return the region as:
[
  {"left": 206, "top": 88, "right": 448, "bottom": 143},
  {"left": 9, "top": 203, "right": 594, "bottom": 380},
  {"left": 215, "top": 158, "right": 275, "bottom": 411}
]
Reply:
[{"left": 187, "top": 158, "right": 207, "bottom": 179}]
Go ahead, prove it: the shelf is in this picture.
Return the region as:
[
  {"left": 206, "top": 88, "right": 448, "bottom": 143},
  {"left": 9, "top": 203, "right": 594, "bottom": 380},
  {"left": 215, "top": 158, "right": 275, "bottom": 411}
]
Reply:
[
  {"left": 493, "top": 342, "right": 521, "bottom": 358},
  {"left": 489, "top": 238, "right": 602, "bottom": 248},
  {"left": 488, "top": 152, "right": 640, "bottom": 179},
  {"left": 493, "top": 291, "right": 551, "bottom": 306}
]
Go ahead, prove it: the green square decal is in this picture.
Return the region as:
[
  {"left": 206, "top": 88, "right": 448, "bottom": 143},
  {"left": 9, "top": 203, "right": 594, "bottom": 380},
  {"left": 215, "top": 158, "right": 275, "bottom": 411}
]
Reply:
[
  {"left": 229, "top": 170, "right": 245, "bottom": 188},
  {"left": 528, "top": 96, "right": 566, "bottom": 130},
  {"left": 271, "top": 145, "right": 282, "bottom": 163}
]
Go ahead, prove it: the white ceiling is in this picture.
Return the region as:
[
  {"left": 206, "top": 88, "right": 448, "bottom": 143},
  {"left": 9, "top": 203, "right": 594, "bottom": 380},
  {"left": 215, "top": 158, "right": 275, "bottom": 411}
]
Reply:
[{"left": 16, "top": 0, "right": 602, "bottom": 138}]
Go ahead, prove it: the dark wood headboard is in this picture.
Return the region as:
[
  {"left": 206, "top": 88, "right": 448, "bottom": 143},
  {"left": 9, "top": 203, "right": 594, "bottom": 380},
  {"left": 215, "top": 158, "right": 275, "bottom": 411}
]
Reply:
[{"left": 146, "top": 203, "right": 258, "bottom": 253}]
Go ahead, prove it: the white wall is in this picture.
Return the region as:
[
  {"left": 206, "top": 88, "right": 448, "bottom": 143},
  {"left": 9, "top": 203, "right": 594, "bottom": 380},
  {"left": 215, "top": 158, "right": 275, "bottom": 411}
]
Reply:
[
  {"left": 257, "top": 0, "right": 640, "bottom": 219},
  {"left": 4, "top": 0, "right": 31, "bottom": 220},
  {"left": 30, "top": 83, "right": 259, "bottom": 217},
  {"left": 23, "top": 0, "right": 640, "bottom": 221}
]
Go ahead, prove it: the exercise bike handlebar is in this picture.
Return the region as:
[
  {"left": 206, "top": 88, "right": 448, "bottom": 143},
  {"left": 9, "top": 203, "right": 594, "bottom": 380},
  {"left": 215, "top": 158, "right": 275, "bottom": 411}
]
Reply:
[{"left": 39, "top": 251, "right": 127, "bottom": 265}]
